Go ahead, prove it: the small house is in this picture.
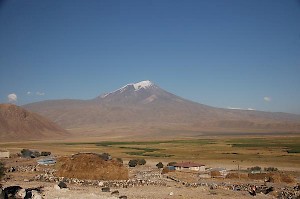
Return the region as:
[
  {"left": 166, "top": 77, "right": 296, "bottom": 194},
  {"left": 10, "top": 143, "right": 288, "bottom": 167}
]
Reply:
[
  {"left": 174, "top": 162, "right": 205, "bottom": 171},
  {"left": 0, "top": 150, "right": 10, "bottom": 158}
]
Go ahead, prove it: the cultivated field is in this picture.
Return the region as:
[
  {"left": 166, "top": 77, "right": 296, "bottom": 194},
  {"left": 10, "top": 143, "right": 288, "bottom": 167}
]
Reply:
[{"left": 1, "top": 134, "right": 300, "bottom": 171}]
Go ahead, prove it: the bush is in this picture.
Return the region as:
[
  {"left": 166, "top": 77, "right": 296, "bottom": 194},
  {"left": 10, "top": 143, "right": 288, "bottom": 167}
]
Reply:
[
  {"left": 156, "top": 162, "right": 164, "bottom": 169},
  {"left": 21, "top": 149, "right": 40, "bottom": 158},
  {"left": 264, "top": 167, "right": 278, "bottom": 172},
  {"left": 167, "top": 162, "right": 177, "bottom": 166},
  {"left": 247, "top": 166, "right": 261, "bottom": 172},
  {"left": 0, "top": 161, "right": 5, "bottom": 180},
  {"left": 128, "top": 159, "right": 138, "bottom": 167},
  {"left": 137, "top": 159, "right": 146, "bottom": 165},
  {"left": 41, "top": 151, "right": 51, "bottom": 156},
  {"left": 21, "top": 149, "right": 32, "bottom": 157}
]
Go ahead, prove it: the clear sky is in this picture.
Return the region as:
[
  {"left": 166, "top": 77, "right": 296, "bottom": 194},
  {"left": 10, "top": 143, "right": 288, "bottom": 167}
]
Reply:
[{"left": 0, "top": 0, "right": 300, "bottom": 114}]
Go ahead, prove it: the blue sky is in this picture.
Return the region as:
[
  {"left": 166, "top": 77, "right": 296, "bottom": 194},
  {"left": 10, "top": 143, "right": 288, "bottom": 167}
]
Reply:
[{"left": 0, "top": 0, "right": 300, "bottom": 114}]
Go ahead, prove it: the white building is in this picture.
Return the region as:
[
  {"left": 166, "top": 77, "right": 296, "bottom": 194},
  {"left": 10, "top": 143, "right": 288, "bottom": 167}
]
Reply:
[
  {"left": 174, "top": 162, "right": 205, "bottom": 171},
  {"left": 0, "top": 150, "right": 10, "bottom": 158}
]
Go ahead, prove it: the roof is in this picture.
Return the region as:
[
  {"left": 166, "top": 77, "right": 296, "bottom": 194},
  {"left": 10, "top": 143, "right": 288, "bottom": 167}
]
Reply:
[{"left": 174, "top": 162, "right": 205, "bottom": 168}]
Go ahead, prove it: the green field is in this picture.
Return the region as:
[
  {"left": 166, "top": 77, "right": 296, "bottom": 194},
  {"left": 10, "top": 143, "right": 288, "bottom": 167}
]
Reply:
[{"left": 1, "top": 136, "right": 300, "bottom": 169}]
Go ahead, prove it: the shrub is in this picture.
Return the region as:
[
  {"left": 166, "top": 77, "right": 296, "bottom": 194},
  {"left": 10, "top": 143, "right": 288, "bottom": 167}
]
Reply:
[
  {"left": 156, "top": 162, "right": 164, "bottom": 169},
  {"left": 247, "top": 166, "right": 261, "bottom": 172},
  {"left": 0, "top": 161, "right": 5, "bottom": 180},
  {"left": 21, "top": 149, "right": 32, "bottom": 157},
  {"left": 128, "top": 159, "right": 138, "bottom": 167},
  {"left": 21, "top": 149, "right": 40, "bottom": 158},
  {"left": 41, "top": 151, "right": 51, "bottom": 156},
  {"left": 264, "top": 167, "right": 278, "bottom": 172},
  {"left": 137, "top": 159, "right": 146, "bottom": 165}
]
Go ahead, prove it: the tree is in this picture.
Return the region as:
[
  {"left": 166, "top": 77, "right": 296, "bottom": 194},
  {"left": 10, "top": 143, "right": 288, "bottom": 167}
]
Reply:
[
  {"left": 137, "top": 159, "right": 146, "bottom": 165},
  {"left": 128, "top": 159, "right": 138, "bottom": 167},
  {"left": 156, "top": 162, "right": 164, "bottom": 169},
  {"left": 41, "top": 151, "right": 51, "bottom": 156}
]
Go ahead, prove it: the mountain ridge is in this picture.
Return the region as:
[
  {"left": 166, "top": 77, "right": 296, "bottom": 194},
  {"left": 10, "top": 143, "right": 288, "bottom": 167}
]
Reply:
[{"left": 23, "top": 80, "right": 300, "bottom": 135}]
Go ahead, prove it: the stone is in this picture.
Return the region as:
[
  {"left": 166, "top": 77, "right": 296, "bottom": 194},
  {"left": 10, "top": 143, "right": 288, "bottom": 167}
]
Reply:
[
  {"left": 3, "top": 186, "right": 22, "bottom": 198},
  {"left": 58, "top": 181, "right": 68, "bottom": 189},
  {"left": 31, "top": 190, "right": 43, "bottom": 199},
  {"left": 119, "top": 196, "right": 127, "bottom": 199},
  {"left": 98, "top": 181, "right": 104, "bottom": 186},
  {"left": 16, "top": 188, "right": 26, "bottom": 198},
  {"left": 169, "top": 191, "right": 174, "bottom": 196},
  {"left": 0, "top": 188, "right": 6, "bottom": 199},
  {"left": 101, "top": 187, "right": 110, "bottom": 192},
  {"left": 111, "top": 190, "right": 119, "bottom": 196}
]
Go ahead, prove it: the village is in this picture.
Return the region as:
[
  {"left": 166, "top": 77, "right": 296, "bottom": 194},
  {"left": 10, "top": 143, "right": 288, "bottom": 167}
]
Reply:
[{"left": 1, "top": 149, "right": 300, "bottom": 199}]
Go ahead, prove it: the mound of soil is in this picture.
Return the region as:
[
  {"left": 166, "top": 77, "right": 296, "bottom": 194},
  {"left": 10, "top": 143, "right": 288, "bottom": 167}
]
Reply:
[{"left": 56, "top": 153, "right": 128, "bottom": 180}]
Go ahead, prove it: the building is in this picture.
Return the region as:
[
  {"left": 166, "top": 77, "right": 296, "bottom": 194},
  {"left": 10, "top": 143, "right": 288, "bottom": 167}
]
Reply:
[
  {"left": 209, "top": 168, "right": 228, "bottom": 178},
  {"left": 0, "top": 150, "right": 10, "bottom": 158},
  {"left": 174, "top": 162, "right": 205, "bottom": 171}
]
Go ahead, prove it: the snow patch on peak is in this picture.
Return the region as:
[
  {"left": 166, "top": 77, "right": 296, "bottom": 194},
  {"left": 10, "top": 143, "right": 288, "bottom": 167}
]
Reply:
[{"left": 133, "top": 80, "right": 154, "bottom": 91}]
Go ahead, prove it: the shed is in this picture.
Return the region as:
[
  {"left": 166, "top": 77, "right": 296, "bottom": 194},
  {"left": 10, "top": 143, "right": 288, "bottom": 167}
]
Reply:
[
  {"left": 174, "top": 162, "right": 205, "bottom": 171},
  {"left": 0, "top": 150, "right": 10, "bottom": 158}
]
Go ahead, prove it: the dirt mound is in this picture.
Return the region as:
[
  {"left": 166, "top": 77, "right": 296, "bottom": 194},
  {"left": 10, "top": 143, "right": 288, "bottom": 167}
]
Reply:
[{"left": 56, "top": 153, "right": 128, "bottom": 180}]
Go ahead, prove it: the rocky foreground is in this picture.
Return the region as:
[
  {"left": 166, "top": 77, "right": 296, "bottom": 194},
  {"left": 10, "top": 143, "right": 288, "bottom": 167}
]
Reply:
[{"left": 1, "top": 154, "right": 300, "bottom": 199}]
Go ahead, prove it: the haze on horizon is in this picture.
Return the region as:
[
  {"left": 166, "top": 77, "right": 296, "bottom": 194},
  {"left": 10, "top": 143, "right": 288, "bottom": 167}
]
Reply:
[{"left": 0, "top": 0, "right": 300, "bottom": 114}]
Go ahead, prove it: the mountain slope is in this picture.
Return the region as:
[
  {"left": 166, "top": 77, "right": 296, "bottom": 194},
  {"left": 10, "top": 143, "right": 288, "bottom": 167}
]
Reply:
[
  {"left": 23, "top": 81, "right": 300, "bottom": 134},
  {"left": 0, "top": 104, "right": 68, "bottom": 141}
]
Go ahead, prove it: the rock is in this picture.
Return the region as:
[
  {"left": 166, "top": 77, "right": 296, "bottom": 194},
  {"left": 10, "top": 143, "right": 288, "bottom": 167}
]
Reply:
[
  {"left": 101, "top": 187, "right": 110, "bottom": 192},
  {"left": 111, "top": 190, "right": 119, "bottom": 196},
  {"left": 98, "top": 181, "right": 104, "bottom": 186},
  {"left": 24, "top": 178, "right": 30, "bottom": 182},
  {"left": 4, "top": 186, "right": 22, "bottom": 198},
  {"left": 119, "top": 196, "right": 127, "bottom": 199},
  {"left": 16, "top": 188, "right": 26, "bottom": 198},
  {"left": 58, "top": 181, "right": 68, "bottom": 189},
  {"left": 31, "top": 190, "right": 42, "bottom": 199},
  {"left": 8, "top": 167, "right": 16, "bottom": 172},
  {"left": 0, "top": 188, "right": 6, "bottom": 199},
  {"left": 169, "top": 191, "right": 174, "bottom": 196}
]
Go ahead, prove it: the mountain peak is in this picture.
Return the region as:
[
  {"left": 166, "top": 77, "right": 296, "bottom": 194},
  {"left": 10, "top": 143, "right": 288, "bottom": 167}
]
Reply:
[
  {"left": 100, "top": 80, "right": 155, "bottom": 99},
  {"left": 133, "top": 80, "right": 154, "bottom": 91}
]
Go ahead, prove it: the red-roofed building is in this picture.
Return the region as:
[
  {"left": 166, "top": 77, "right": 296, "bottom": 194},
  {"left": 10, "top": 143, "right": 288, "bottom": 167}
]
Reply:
[{"left": 174, "top": 162, "right": 205, "bottom": 171}]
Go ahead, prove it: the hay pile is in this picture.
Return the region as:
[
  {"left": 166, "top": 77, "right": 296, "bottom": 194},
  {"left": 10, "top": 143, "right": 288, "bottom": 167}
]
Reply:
[{"left": 56, "top": 153, "right": 128, "bottom": 180}]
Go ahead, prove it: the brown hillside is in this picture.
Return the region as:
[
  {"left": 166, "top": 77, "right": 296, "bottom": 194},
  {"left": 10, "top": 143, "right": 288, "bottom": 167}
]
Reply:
[{"left": 0, "top": 103, "right": 68, "bottom": 141}]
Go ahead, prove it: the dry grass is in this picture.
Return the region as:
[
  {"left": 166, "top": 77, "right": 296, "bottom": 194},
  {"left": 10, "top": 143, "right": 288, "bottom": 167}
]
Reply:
[
  {"left": 226, "top": 172, "right": 296, "bottom": 184},
  {"left": 55, "top": 153, "right": 128, "bottom": 180}
]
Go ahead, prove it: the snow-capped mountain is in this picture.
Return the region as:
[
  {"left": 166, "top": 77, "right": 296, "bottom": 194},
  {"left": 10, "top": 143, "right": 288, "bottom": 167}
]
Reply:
[
  {"left": 95, "top": 80, "right": 183, "bottom": 105},
  {"left": 23, "top": 80, "right": 300, "bottom": 135}
]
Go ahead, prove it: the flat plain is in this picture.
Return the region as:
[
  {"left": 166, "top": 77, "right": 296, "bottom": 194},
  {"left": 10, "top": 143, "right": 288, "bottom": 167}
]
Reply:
[{"left": 1, "top": 133, "right": 300, "bottom": 171}]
